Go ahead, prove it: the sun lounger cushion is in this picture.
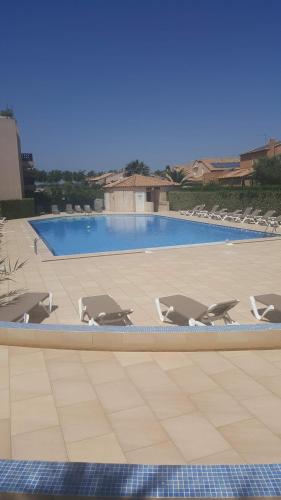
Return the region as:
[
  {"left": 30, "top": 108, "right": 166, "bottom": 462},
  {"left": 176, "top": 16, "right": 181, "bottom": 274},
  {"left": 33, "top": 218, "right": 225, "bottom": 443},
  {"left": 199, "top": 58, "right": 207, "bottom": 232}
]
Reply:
[
  {"left": 159, "top": 295, "right": 207, "bottom": 321},
  {"left": 254, "top": 293, "right": 281, "bottom": 310},
  {"left": 0, "top": 292, "right": 50, "bottom": 322},
  {"left": 81, "top": 294, "right": 133, "bottom": 325}
]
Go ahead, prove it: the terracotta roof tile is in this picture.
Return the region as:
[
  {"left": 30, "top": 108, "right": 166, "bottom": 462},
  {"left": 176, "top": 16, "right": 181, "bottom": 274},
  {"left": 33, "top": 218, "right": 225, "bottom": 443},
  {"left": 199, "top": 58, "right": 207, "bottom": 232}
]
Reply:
[{"left": 104, "top": 174, "right": 177, "bottom": 189}]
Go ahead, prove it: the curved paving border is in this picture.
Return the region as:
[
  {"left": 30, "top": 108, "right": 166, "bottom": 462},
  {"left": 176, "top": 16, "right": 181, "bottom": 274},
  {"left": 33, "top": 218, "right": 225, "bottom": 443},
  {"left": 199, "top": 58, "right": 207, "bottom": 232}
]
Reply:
[
  {"left": 0, "top": 460, "right": 281, "bottom": 498},
  {"left": 1, "top": 320, "right": 281, "bottom": 351}
]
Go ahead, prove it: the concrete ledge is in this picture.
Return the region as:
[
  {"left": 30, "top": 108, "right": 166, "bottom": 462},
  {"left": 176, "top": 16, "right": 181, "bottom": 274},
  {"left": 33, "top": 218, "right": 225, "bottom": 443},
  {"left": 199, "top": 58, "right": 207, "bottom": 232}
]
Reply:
[{"left": 1, "top": 321, "right": 281, "bottom": 351}]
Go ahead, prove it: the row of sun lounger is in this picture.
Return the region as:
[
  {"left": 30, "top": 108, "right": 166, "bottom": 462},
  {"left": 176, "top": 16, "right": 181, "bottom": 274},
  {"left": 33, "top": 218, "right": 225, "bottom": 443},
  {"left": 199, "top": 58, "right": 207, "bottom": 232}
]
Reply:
[
  {"left": 51, "top": 204, "right": 95, "bottom": 215},
  {"left": 1, "top": 291, "right": 281, "bottom": 327},
  {"left": 180, "top": 205, "right": 281, "bottom": 227}
]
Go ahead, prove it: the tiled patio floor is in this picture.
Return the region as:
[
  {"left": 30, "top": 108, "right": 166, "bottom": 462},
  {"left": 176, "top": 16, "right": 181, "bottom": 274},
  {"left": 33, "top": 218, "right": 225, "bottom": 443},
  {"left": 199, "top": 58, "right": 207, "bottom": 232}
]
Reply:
[
  {"left": 1, "top": 213, "right": 281, "bottom": 464},
  {"left": 2, "top": 345, "right": 281, "bottom": 464}
]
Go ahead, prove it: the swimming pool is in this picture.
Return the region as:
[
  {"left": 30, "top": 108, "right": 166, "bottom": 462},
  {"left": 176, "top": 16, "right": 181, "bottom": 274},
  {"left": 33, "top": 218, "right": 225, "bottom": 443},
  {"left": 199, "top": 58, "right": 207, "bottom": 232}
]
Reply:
[{"left": 29, "top": 214, "right": 274, "bottom": 256}]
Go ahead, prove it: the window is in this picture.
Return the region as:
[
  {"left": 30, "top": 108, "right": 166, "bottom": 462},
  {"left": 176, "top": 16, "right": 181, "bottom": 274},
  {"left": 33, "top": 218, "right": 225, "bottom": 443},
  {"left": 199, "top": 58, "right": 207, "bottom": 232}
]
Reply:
[{"left": 146, "top": 188, "right": 152, "bottom": 202}]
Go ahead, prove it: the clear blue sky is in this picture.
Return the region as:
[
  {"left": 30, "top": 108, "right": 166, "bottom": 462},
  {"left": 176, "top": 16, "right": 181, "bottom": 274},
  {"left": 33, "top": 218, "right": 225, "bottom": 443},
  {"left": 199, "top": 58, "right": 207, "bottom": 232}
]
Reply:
[{"left": 1, "top": 0, "right": 281, "bottom": 171}]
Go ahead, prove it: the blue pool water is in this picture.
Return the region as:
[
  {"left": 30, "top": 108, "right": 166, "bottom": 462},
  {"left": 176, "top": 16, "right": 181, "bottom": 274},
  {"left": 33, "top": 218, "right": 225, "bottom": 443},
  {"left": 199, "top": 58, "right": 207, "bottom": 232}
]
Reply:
[{"left": 30, "top": 215, "right": 273, "bottom": 256}]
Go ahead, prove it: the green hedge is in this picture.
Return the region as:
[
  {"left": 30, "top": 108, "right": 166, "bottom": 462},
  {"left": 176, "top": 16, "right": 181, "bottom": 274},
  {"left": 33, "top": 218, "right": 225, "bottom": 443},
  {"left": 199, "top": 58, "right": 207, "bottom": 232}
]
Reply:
[
  {"left": 169, "top": 189, "right": 281, "bottom": 212},
  {"left": 0, "top": 198, "right": 35, "bottom": 219}
]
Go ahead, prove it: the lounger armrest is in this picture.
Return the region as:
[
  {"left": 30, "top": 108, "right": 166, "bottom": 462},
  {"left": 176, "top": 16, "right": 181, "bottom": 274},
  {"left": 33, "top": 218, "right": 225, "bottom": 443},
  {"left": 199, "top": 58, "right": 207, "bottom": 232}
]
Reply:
[{"left": 96, "top": 308, "right": 134, "bottom": 321}]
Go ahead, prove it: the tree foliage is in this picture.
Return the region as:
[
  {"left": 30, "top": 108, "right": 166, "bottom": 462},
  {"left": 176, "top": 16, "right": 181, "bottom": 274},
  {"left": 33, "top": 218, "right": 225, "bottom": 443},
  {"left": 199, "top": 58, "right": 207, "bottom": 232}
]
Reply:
[
  {"left": 254, "top": 156, "right": 281, "bottom": 185},
  {"left": 0, "top": 107, "right": 14, "bottom": 118},
  {"left": 124, "top": 160, "right": 150, "bottom": 177},
  {"left": 165, "top": 166, "right": 188, "bottom": 186},
  {"left": 33, "top": 169, "right": 106, "bottom": 183},
  {"left": 33, "top": 183, "right": 104, "bottom": 213}
]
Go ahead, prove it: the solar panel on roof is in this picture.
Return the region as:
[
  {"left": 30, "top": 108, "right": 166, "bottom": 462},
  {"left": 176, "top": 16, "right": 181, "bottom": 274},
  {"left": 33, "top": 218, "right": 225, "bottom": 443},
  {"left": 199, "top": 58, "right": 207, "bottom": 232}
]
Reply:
[{"left": 210, "top": 162, "right": 240, "bottom": 169}]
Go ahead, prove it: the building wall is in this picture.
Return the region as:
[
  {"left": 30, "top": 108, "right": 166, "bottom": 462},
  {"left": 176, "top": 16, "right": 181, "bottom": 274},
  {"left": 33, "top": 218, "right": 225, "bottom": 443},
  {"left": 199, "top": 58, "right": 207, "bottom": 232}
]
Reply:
[
  {"left": 240, "top": 142, "right": 281, "bottom": 169},
  {"left": 0, "top": 117, "right": 23, "bottom": 200},
  {"left": 106, "top": 189, "right": 135, "bottom": 211},
  {"left": 106, "top": 187, "right": 171, "bottom": 212}
]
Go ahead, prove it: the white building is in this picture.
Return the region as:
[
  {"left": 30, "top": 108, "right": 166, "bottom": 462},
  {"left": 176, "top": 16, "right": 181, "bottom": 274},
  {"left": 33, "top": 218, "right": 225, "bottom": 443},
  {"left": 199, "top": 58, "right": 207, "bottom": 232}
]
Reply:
[{"left": 104, "top": 174, "right": 177, "bottom": 212}]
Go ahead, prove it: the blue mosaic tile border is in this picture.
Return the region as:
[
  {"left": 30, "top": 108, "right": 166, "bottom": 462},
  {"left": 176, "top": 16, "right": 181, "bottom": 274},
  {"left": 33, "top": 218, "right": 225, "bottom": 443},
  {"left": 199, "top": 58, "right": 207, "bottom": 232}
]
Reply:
[
  {"left": 0, "top": 461, "right": 281, "bottom": 498},
  {"left": 0, "top": 319, "right": 281, "bottom": 334}
]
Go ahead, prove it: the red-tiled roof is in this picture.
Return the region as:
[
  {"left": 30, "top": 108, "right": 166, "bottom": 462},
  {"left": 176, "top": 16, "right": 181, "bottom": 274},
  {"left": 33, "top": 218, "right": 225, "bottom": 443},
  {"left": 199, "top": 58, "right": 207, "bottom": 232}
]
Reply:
[
  {"left": 104, "top": 174, "right": 178, "bottom": 189},
  {"left": 203, "top": 167, "right": 253, "bottom": 182},
  {"left": 240, "top": 139, "right": 281, "bottom": 156}
]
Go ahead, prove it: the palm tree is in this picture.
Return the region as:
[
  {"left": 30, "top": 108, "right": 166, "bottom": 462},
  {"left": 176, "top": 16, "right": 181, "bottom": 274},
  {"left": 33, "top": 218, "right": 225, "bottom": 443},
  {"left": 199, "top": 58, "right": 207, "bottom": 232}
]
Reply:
[
  {"left": 124, "top": 160, "right": 150, "bottom": 177},
  {"left": 165, "top": 166, "right": 189, "bottom": 186}
]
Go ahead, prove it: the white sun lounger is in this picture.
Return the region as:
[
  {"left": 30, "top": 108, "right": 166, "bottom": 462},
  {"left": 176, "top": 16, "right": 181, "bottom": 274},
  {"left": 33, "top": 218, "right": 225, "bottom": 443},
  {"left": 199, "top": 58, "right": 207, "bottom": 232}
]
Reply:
[
  {"left": 155, "top": 294, "right": 239, "bottom": 326},
  {"left": 0, "top": 292, "right": 53, "bottom": 323},
  {"left": 78, "top": 294, "right": 134, "bottom": 326},
  {"left": 250, "top": 293, "right": 281, "bottom": 321}
]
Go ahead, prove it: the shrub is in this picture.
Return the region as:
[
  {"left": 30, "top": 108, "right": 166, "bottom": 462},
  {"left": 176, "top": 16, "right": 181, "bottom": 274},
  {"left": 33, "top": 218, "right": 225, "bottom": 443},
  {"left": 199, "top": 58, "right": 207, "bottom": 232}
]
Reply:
[
  {"left": 168, "top": 188, "right": 281, "bottom": 212},
  {"left": 0, "top": 198, "right": 35, "bottom": 219}
]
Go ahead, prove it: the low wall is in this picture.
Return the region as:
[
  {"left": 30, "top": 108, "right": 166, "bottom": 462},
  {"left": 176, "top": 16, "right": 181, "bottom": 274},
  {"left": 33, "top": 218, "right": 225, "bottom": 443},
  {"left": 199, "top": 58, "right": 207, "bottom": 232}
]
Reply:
[
  {"left": 1, "top": 321, "right": 281, "bottom": 351},
  {"left": 169, "top": 188, "right": 281, "bottom": 212}
]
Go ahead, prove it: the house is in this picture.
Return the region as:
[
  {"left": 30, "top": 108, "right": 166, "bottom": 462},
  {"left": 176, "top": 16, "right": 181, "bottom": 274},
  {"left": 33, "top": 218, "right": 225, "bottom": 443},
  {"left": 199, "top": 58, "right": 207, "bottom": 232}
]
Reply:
[
  {"left": 174, "top": 157, "right": 240, "bottom": 184},
  {"left": 87, "top": 171, "right": 124, "bottom": 186},
  {"left": 203, "top": 167, "right": 254, "bottom": 186},
  {"left": 104, "top": 174, "right": 177, "bottom": 212},
  {"left": 0, "top": 116, "right": 24, "bottom": 200},
  {"left": 240, "top": 138, "right": 281, "bottom": 170}
]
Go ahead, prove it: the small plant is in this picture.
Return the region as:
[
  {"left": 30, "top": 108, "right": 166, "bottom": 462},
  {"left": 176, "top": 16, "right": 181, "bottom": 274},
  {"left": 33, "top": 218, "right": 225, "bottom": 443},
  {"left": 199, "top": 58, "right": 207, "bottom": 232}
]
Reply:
[{"left": 0, "top": 222, "right": 26, "bottom": 306}]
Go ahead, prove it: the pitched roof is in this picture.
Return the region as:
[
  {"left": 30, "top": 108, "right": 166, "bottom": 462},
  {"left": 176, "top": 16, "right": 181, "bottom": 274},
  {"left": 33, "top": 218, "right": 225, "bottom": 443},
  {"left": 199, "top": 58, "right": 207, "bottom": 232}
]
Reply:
[
  {"left": 241, "top": 139, "right": 281, "bottom": 156},
  {"left": 104, "top": 174, "right": 178, "bottom": 189},
  {"left": 175, "top": 157, "right": 240, "bottom": 175},
  {"left": 204, "top": 167, "right": 253, "bottom": 182},
  {"left": 87, "top": 172, "right": 114, "bottom": 181}
]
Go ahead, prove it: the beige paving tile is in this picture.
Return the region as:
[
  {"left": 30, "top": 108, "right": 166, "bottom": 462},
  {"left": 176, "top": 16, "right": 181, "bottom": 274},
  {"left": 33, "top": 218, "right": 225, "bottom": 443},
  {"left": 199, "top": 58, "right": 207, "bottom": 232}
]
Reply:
[
  {"left": 52, "top": 378, "right": 97, "bottom": 407},
  {"left": 67, "top": 433, "right": 126, "bottom": 463},
  {"left": 58, "top": 400, "right": 111, "bottom": 443},
  {"left": 0, "top": 389, "right": 10, "bottom": 419},
  {"left": 95, "top": 379, "right": 144, "bottom": 414},
  {"left": 10, "top": 352, "right": 46, "bottom": 377},
  {"left": 224, "top": 351, "right": 281, "bottom": 378},
  {"left": 0, "top": 366, "right": 9, "bottom": 391},
  {"left": 0, "top": 419, "right": 11, "bottom": 459},
  {"left": 79, "top": 351, "right": 114, "bottom": 363},
  {"left": 0, "top": 348, "right": 8, "bottom": 366},
  {"left": 242, "top": 394, "right": 281, "bottom": 435},
  {"left": 257, "top": 374, "right": 281, "bottom": 397},
  {"left": 190, "top": 389, "right": 251, "bottom": 427},
  {"left": 109, "top": 405, "right": 167, "bottom": 452},
  {"left": 191, "top": 449, "right": 245, "bottom": 465},
  {"left": 188, "top": 352, "right": 234, "bottom": 375},
  {"left": 8, "top": 346, "right": 42, "bottom": 357},
  {"left": 46, "top": 356, "right": 87, "bottom": 381},
  {"left": 114, "top": 352, "right": 153, "bottom": 366},
  {"left": 11, "top": 395, "right": 59, "bottom": 435},
  {"left": 151, "top": 352, "right": 193, "bottom": 371},
  {"left": 219, "top": 418, "right": 281, "bottom": 463},
  {"left": 127, "top": 362, "right": 194, "bottom": 419},
  {"left": 43, "top": 349, "right": 79, "bottom": 360},
  {"left": 169, "top": 365, "right": 219, "bottom": 395},
  {"left": 256, "top": 350, "right": 281, "bottom": 363},
  {"left": 12, "top": 426, "right": 67, "bottom": 461},
  {"left": 86, "top": 359, "right": 126, "bottom": 385},
  {"left": 162, "top": 412, "right": 230, "bottom": 462},
  {"left": 10, "top": 370, "right": 51, "bottom": 401},
  {"left": 126, "top": 441, "right": 186, "bottom": 464},
  {"left": 212, "top": 369, "right": 269, "bottom": 401}
]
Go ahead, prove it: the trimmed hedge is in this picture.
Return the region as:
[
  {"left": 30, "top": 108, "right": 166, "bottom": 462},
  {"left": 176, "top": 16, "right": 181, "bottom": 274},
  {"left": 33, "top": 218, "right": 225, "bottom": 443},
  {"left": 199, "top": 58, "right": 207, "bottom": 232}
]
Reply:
[
  {"left": 169, "top": 189, "right": 281, "bottom": 213},
  {"left": 0, "top": 198, "right": 35, "bottom": 219}
]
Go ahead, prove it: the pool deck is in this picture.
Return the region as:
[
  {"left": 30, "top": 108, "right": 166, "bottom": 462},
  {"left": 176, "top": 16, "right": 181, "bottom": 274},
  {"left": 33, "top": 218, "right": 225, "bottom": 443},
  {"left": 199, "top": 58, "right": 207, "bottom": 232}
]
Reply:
[{"left": 1, "top": 212, "right": 281, "bottom": 464}]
